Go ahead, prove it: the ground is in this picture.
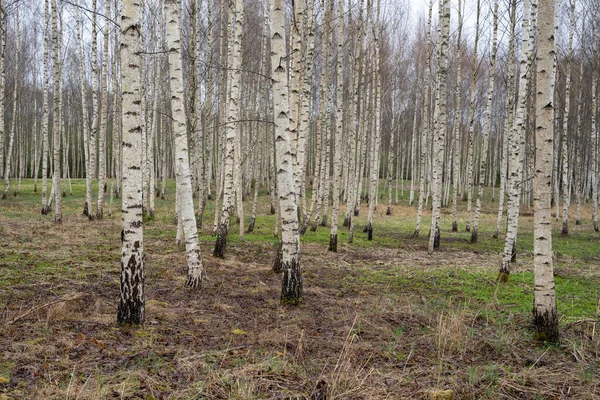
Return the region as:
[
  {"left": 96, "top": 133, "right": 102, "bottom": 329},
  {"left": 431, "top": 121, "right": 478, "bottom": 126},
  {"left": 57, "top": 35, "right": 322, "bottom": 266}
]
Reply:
[{"left": 1, "top": 179, "right": 599, "bottom": 399}]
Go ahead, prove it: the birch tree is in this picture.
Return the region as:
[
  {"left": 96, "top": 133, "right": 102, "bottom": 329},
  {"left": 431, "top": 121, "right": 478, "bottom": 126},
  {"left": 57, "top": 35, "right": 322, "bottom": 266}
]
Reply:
[
  {"left": 499, "top": 0, "right": 531, "bottom": 281},
  {"left": 561, "top": 0, "right": 575, "bottom": 235},
  {"left": 41, "top": 0, "right": 50, "bottom": 215},
  {"left": 329, "top": 0, "right": 344, "bottom": 251},
  {"left": 51, "top": 0, "right": 62, "bottom": 223},
  {"left": 165, "top": 0, "right": 205, "bottom": 288},
  {"left": 270, "top": 0, "right": 302, "bottom": 304},
  {"left": 118, "top": 0, "right": 145, "bottom": 325},
  {"left": 471, "top": 1, "right": 498, "bottom": 243},
  {"left": 532, "top": 0, "right": 558, "bottom": 344},
  {"left": 428, "top": 0, "right": 450, "bottom": 251},
  {"left": 96, "top": 0, "right": 111, "bottom": 220}
]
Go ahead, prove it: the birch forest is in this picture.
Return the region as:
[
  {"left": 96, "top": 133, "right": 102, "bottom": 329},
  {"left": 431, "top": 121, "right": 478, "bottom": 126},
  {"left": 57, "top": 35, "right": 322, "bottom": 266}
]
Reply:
[{"left": 2, "top": 0, "right": 600, "bottom": 397}]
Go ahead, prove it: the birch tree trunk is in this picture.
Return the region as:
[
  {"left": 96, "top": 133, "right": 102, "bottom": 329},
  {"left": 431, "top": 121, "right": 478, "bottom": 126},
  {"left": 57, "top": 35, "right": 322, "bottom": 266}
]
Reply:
[
  {"left": 561, "top": 0, "right": 575, "bottom": 235},
  {"left": 96, "top": 0, "right": 111, "bottom": 220},
  {"left": 77, "top": 2, "right": 92, "bottom": 218},
  {"left": 592, "top": 56, "right": 598, "bottom": 232},
  {"left": 494, "top": 0, "right": 516, "bottom": 238},
  {"left": 471, "top": 1, "right": 498, "bottom": 243},
  {"left": 270, "top": 0, "right": 302, "bottom": 304},
  {"left": 465, "top": 0, "right": 481, "bottom": 233},
  {"left": 0, "top": 0, "right": 4, "bottom": 183},
  {"left": 214, "top": 0, "right": 243, "bottom": 258},
  {"left": 88, "top": 0, "right": 99, "bottom": 220},
  {"left": 499, "top": 0, "right": 531, "bottom": 281},
  {"left": 328, "top": 0, "right": 344, "bottom": 252},
  {"left": 165, "top": 0, "right": 205, "bottom": 288},
  {"left": 413, "top": 0, "right": 432, "bottom": 238},
  {"left": 118, "top": 0, "right": 145, "bottom": 325},
  {"left": 451, "top": 0, "right": 462, "bottom": 232},
  {"left": 51, "top": 0, "right": 62, "bottom": 223},
  {"left": 532, "top": 0, "right": 558, "bottom": 344},
  {"left": 41, "top": 0, "right": 50, "bottom": 214},
  {"left": 427, "top": 0, "right": 450, "bottom": 251},
  {"left": 3, "top": 10, "right": 19, "bottom": 199}
]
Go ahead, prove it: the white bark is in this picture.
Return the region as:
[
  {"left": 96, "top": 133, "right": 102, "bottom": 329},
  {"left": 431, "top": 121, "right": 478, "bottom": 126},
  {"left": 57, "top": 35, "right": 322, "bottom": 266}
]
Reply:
[
  {"left": 118, "top": 0, "right": 145, "bottom": 324},
  {"left": 532, "top": 0, "right": 558, "bottom": 343},
  {"left": 427, "top": 0, "right": 450, "bottom": 251},
  {"left": 561, "top": 0, "right": 575, "bottom": 235},
  {"left": 51, "top": 0, "right": 62, "bottom": 223},
  {"left": 499, "top": 0, "right": 531, "bottom": 279},
  {"left": 270, "top": 0, "right": 302, "bottom": 303},
  {"left": 165, "top": 0, "right": 205, "bottom": 288},
  {"left": 471, "top": 1, "right": 498, "bottom": 243}
]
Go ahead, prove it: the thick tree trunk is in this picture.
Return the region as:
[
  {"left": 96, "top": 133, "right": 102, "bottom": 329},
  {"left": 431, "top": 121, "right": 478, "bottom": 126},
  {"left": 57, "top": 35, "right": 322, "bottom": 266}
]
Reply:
[
  {"left": 118, "top": 0, "right": 145, "bottom": 325},
  {"left": 532, "top": 0, "right": 558, "bottom": 344},
  {"left": 270, "top": 0, "right": 303, "bottom": 303}
]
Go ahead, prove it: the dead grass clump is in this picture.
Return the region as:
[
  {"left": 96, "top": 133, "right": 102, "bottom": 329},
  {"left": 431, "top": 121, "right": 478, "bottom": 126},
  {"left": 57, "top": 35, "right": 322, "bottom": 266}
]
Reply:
[{"left": 435, "top": 310, "right": 470, "bottom": 359}]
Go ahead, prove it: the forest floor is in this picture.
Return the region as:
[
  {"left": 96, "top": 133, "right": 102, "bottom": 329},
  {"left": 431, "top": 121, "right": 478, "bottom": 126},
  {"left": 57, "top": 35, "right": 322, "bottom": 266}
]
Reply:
[{"left": 1, "top": 179, "right": 600, "bottom": 399}]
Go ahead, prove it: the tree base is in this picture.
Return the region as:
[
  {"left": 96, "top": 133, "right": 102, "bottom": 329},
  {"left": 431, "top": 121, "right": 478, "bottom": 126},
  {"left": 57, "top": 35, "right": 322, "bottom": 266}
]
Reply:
[
  {"left": 451, "top": 221, "right": 457, "bottom": 232},
  {"left": 343, "top": 215, "right": 350, "bottom": 227},
  {"left": 299, "top": 219, "right": 308, "bottom": 235},
  {"left": 185, "top": 270, "right": 204, "bottom": 289},
  {"left": 248, "top": 217, "right": 256, "bottom": 233},
  {"left": 83, "top": 202, "right": 89, "bottom": 216},
  {"left": 498, "top": 270, "right": 510, "bottom": 283},
  {"left": 213, "top": 224, "right": 228, "bottom": 258},
  {"left": 280, "top": 257, "right": 303, "bottom": 304},
  {"left": 412, "top": 228, "right": 420, "bottom": 238},
  {"left": 320, "top": 216, "right": 328, "bottom": 227},
  {"left": 96, "top": 211, "right": 103, "bottom": 221},
  {"left": 354, "top": 208, "right": 359, "bottom": 217},
  {"left": 328, "top": 233, "right": 338, "bottom": 252},
  {"left": 465, "top": 224, "right": 471, "bottom": 232},
  {"left": 273, "top": 242, "right": 283, "bottom": 273},
  {"left": 270, "top": 204, "right": 276, "bottom": 215},
  {"left": 310, "top": 221, "right": 318, "bottom": 232},
  {"left": 1, "top": 193, "right": 6, "bottom": 200},
  {"left": 594, "top": 222, "right": 599, "bottom": 232},
  {"left": 365, "top": 222, "right": 373, "bottom": 241},
  {"left": 41, "top": 206, "right": 49, "bottom": 215},
  {"left": 386, "top": 206, "right": 391, "bottom": 216},
  {"left": 470, "top": 229, "right": 478, "bottom": 243},
  {"left": 533, "top": 308, "right": 559, "bottom": 344},
  {"left": 34, "top": 184, "right": 37, "bottom": 193},
  {"left": 575, "top": 219, "right": 581, "bottom": 226},
  {"left": 62, "top": 191, "right": 66, "bottom": 198},
  {"left": 561, "top": 223, "right": 568, "bottom": 235},
  {"left": 433, "top": 227, "right": 440, "bottom": 249}
]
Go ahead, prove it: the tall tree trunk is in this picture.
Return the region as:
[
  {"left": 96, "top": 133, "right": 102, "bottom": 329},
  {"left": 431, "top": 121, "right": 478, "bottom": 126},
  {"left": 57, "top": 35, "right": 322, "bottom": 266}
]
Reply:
[
  {"left": 499, "top": 0, "right": 531, "bottom": 281},
  {"left": 494, "top": 0, "right": 517, "bottom": 238},
  {"left": 165, "top": 0, "right": 205, "bottom": 288},
  {"left": 329, "top": 0, "right": 344, "bottom": 251},
  {"left": 41, "top": 0, "right": 50, "bottom": 214},
  {"left": 270, "top": 0, "right": 302, "bottom": 304},
  {"left": 471, "top": 1, "right": 498, "bottom": 243},
  {"left": 427, "top": 0, "right": 450, "bottom": 251},
  {"left": 413, "top": 0, "right": 432, "bottom": 238},
  {"left": 214, "top": 0, "right": 243, "bottom": 258},
  {"left": 451, "top": 0, "right": 463, "bottom": 232},
  {"left": 532, "top": 0, "right": 558, "bottom": 344},
  {"left": 118, "top": 0, "right": 145, "bottom": 325},
  {"left": 561, "top": 0, "right": 575, "bottom": 235},
  {"left": 3, "top": 10, "right": 19, "bottom": 199},
  {"left": 51, "top": 0, "right": 62, "bottom": 223},
  {"left": 464, "top": 0, "right": 481, "bottom": 233},
  {"left": 97, "top": 0, "right": 111, "bottom": 220}
]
